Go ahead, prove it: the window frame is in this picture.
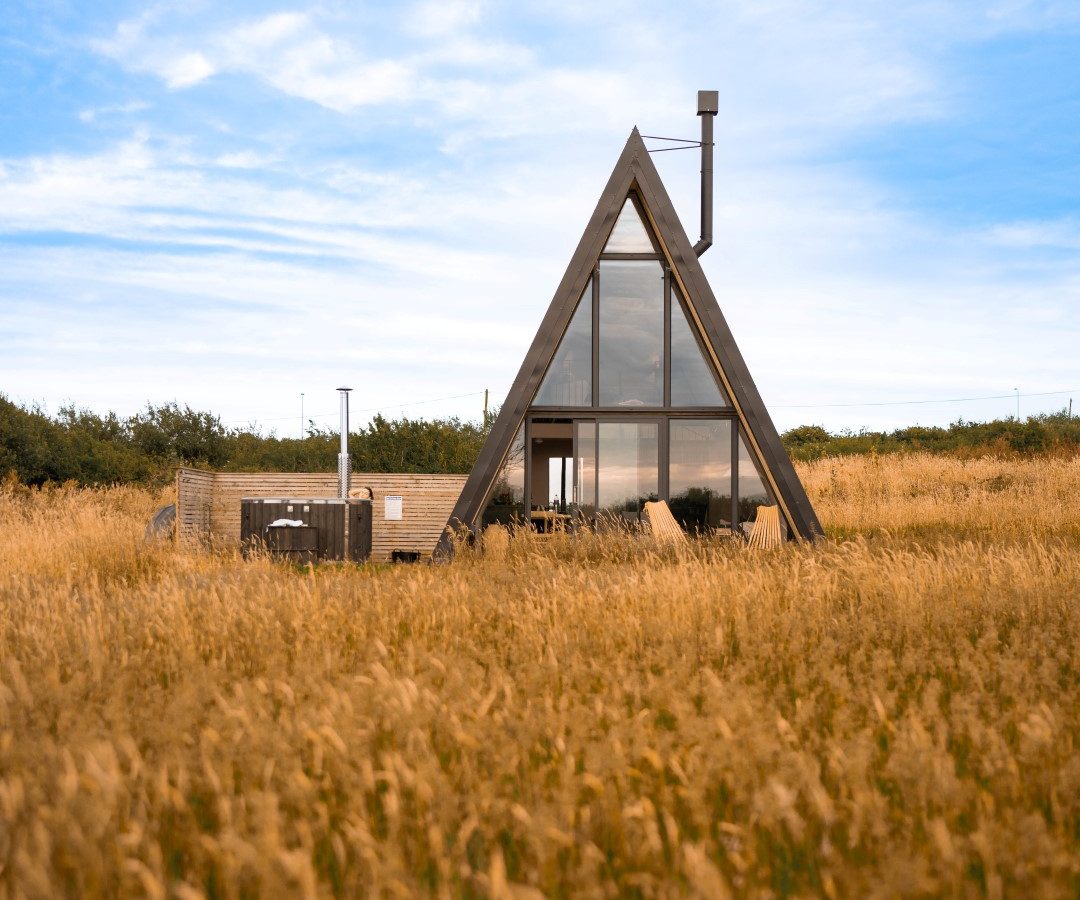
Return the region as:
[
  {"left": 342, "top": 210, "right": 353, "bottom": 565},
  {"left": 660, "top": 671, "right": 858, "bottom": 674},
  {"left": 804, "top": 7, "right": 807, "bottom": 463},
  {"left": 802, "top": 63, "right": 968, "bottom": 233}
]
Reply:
[
  {"left": 525, "top": 410, "right": 748, "bottom": 531},
  {"left": 524, "top": 190, "right": 752, "bottom": 531},
  {"left": 531, "top": 191, "right": 730, "bottom": 417}
]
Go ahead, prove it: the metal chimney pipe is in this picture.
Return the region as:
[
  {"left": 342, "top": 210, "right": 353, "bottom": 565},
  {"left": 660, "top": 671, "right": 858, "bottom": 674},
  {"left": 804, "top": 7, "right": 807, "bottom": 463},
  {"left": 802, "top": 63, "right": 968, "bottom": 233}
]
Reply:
[
  {"left": 337, "top": 387, "right": 352, "bottom": 499},
  {"left": 693, "top": 90, "right": 719, "bottom": 257}
]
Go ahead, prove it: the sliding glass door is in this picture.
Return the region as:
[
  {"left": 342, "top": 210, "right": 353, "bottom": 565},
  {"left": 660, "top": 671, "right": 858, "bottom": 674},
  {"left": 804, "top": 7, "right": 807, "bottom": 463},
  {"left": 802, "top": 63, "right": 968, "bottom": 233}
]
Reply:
[
  {"left": 573, "top": 420, "right": 659, "bottom": 524},
  {"left": 669, "top": 420, "right": 732, "bottom": 531},
  {"left": 540, "top": 415, "right": 773, "bottom": 535},
  {"left": 597, "top": 422, "right": 659, "bottom": 523},
  {"left": 573, "top": 421, "right": 596, "bottom": 519}
]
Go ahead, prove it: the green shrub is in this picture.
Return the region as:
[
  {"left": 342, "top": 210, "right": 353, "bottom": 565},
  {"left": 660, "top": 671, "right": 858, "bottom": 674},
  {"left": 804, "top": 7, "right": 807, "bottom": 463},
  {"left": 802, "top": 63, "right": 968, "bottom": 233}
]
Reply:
[
  {"left": 782, "top": 411, "right": 1080, "bottom": 460},
  {"left": 0, "top": 396, "right": 490, "bottom": 487}
]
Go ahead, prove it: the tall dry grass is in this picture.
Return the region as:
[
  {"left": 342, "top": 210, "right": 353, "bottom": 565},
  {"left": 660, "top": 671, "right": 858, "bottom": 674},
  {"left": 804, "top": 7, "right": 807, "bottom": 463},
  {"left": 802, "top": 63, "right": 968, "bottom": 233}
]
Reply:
[
  {"left": 803, "top": 452, "right": 1080, "bottom": 538},
  {"left": 0, "top": 456, "right": 1078, "bottom": 898}
]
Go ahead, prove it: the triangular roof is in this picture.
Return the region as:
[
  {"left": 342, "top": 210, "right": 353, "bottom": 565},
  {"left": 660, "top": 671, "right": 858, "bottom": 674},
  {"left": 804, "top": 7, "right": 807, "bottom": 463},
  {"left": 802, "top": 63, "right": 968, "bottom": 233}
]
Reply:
[{"left": 440, "top": 128, "right": 822, "bottom": 548}]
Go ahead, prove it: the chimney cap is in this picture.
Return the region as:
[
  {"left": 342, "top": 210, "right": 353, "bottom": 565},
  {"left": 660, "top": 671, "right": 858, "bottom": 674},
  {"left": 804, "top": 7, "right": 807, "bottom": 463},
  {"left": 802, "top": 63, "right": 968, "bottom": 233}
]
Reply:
[
  {"left": 337, "top": 386, "right": 352, "bottom": 392},
  {"left": 697, "top": 90, "right": 719, "bottom": 116}
]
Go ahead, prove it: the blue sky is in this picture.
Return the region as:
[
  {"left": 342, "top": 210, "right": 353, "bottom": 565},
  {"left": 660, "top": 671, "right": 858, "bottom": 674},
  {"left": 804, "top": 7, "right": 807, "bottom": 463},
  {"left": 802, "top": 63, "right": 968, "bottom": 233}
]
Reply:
[{"left": 1, "top": 0, "right": 1078, "bottom": 435}]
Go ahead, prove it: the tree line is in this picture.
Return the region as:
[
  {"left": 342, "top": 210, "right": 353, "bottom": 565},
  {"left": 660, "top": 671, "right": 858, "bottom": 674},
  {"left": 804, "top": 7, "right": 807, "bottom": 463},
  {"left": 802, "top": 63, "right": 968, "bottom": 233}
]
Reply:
[
  {"left": 0, "top": 397, "right": 489, "bottom": 487},
  {"left": 782, "top": 411, "right": 1080, "bottom": 461},
  {"left": 2, "top": 394, "right": 1078, "bottom": 487}
]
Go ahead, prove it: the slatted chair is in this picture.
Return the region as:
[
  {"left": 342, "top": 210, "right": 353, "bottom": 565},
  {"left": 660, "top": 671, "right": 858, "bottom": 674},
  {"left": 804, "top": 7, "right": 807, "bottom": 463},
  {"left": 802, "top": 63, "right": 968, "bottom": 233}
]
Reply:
[
  {"left": 747, "top": 505, "right": 783, "bottom": 549},
  {"left": 642, "top": 500, "right": 688, "bottom": 544}
]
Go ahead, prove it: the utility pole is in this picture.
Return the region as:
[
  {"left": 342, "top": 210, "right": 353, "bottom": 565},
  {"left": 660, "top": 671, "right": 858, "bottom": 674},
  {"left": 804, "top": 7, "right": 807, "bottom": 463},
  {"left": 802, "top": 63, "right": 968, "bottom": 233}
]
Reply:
[
  {"left": 300, "top": 392, "right": 305, "bottom": 439},
  {"left": 483, "top": 388, "right": 489, "bottom": 425},
  {"left": 1070, "top": 398, "right": 1073, "bottom": 419},
  {"left": 1014, "top": 387, "right": 1019, "bottom": 421}
]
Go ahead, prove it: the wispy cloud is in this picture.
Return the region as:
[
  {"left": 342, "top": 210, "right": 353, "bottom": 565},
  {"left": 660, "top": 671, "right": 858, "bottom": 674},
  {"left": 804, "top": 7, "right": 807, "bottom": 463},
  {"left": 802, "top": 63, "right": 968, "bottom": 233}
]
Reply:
[
  {"left": 77, "top": 100, "right": 151, "bottom": 124},
  {"left": 985, "top": 219, "right": 1080, "bottom": 250},
  {"left": 93, "top": 10, "right": 416, "bottom": 111},
  {"left": 2, "top": 0, "right": 1079, "bottom": 430},
  {"left": 406, "top": 0, "right": 483, "bottom": 38}
]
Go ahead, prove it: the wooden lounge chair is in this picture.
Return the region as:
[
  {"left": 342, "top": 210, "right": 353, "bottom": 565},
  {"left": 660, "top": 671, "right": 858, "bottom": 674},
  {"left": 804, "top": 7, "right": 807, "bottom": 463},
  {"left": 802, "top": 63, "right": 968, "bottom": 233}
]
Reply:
[
  {"left": 642, "top": 500, "right": 687, "bottom": 544},
  {"left": 747, "top": 505, "right": 783, "bottom": 549}
]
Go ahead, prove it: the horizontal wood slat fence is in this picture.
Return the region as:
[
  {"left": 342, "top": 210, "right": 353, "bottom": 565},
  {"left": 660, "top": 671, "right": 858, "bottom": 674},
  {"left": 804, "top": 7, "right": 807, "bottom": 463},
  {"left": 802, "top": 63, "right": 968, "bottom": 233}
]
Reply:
[{"left": 176, "top": 468, "right": 467, "bottom": 562}]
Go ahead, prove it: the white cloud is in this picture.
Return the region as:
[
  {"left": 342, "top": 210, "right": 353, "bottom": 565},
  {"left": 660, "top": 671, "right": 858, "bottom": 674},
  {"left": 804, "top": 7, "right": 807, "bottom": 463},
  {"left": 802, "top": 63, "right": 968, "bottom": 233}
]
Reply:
[
  {"left": 406, "top": 0, "right": 483, "bottom": 38},
  {"left": 985, "top": 220, "right": 1080, "bottom": 250},
  {"left": 88, "top": 7, "right": 652, "bottom": 129},
  {"left": 214, "top": 151, "right": 273, "bottom": 169},
  {"left": 160, "top": 51, "right": 216, "bottom": 88},
  {"left": 211, "top": 12, "right": 417, "bottom": 110},
  {"left": 5, "top": 0, "right": 1078, "bottom": 430},
  {"left": 92, "top": 10, "right": 415, "bottom": 112},
  {"left": 229, "top": 11, "right": 309, "bottom": 48},
  {"left": 77, "top": 100, "right": 150, "bottom": 124},
  {"left": 3, "top": 122, "right": 1076, "bottom": 431}
]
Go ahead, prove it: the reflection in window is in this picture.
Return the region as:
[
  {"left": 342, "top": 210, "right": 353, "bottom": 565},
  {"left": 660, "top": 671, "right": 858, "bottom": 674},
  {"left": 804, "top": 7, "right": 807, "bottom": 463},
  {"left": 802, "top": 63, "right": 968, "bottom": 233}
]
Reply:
[
  {"left": 597, "top": 422, "right": 658, "bottom": 523},
  {"left": 670, "top": 288, "right": 730, "bottom": 407},
  {"left": 574, "top": 421, "right": 596, "bottom": 520},
  {"left": 535, "top": 279, "right": 592, "bottom": 406},
  {"left": 737, "top": 430, "right": 783, "bottom": 537},
  {"left": 669, "top": 420, "right": 732, "bottom": 532},
  {"left": 604, "top": 198, "right": 655, "bottom": 253},
  {"left": 481, "top": 424, "right": 525, "bottom": 526},
  {"left": 599, "top": 261, "right": 664, "bottom": 407}
]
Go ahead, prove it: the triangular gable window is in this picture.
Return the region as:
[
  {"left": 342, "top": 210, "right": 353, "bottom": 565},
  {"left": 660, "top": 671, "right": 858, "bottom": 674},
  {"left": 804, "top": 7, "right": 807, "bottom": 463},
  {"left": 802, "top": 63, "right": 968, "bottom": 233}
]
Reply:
[
  {"left": 604, "top": 198, "right": 654, "bottom": 253},
  {"left": 535, "top": 279, "right": 592, "bottom": 406},
  {"left": 670, "top": 286, "right": 730, "bottom": 407}
]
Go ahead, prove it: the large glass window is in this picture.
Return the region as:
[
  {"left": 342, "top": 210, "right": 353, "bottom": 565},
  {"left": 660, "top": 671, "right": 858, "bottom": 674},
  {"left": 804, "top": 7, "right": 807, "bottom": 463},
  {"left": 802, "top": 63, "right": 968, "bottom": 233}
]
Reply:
[
  {"left": 736, "top": 431, "right": 777, "bottom": 534},
  {"left": 514, "top": 190, "right": 791, "bottom": 539},
  {"left": 669, "top": 420, "right": 732, "bottom": 532},
  {"left": 670, "top": 288, "right": 730, "bottom": 407},
  {"left": 530, "top": 197, "right": 734, "bottom": 413},
  {"left": 535, "top": 279, "right": 592, "bottom": 406},
  {"left": 529, "top": 421, "right": 574, "bottom": 518},
  {"left": 596, "top": 422, "right": 658, "bottom": 523},
  {"left": 604, "top": 199, "right": 654, "bottom": 253},
  {"left": 481, "top": 424, "right": 525, "bottom": 526},
  {"left": 599, "top": 261, "right": 664, "bottom": 407},
  {"left": 574, "top": 421, "right": 596, "bottom": 520}
]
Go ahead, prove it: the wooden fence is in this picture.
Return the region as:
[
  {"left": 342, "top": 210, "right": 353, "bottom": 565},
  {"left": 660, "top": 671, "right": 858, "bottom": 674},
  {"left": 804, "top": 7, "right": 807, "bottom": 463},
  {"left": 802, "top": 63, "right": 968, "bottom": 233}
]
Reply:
[
  {"left": 176, "top": 468, "right": 467, "bottom": 561},
  {"left": 176, "top": 468, "right": 214, "bottom": 547}
]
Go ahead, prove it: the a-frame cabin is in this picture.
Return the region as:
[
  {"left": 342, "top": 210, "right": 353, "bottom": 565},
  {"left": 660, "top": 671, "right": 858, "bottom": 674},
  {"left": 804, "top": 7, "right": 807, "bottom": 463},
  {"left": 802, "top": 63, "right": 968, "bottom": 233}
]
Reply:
[{"left": 440, "top": 100, "right": 821, "bottom": 552}]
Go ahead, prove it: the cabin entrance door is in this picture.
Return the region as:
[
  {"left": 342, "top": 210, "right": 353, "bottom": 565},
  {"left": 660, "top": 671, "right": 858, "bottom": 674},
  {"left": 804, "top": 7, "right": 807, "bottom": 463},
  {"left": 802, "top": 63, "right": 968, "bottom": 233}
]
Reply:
[{"left": 527, "top": 420, "right": 574, "bottom": 531}]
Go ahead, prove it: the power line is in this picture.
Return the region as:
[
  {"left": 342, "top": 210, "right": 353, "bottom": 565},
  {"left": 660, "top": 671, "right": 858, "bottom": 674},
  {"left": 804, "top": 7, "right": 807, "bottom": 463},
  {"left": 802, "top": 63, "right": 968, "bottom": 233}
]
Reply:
[
  {"left": 220, "top": 386, "right": 1076, "bottom": 425},
  {"left": 774, "top": 388, "right": 1079, "bottom": 410},
  {"left": 353, "top": 390, "right": 486, "bottom": 414},
  {"left": 221, "top": 389, "right": 486, "bottom": 425}
]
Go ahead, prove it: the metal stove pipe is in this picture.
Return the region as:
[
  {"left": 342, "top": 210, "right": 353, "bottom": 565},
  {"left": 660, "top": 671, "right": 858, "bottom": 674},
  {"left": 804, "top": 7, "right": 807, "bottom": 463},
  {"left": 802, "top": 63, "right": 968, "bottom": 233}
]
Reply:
[
  {"left": 693, "top": 90, "right": 719, "bottom": 258},
  {"left": 337, "top": 387, "right": 352, "bottom": 499}
]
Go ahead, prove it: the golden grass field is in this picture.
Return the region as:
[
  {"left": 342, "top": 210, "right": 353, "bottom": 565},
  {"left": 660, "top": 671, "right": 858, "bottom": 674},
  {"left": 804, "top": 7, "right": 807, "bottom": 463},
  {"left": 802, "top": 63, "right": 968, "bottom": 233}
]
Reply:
[{"left": 1, "top": 453, "right": 1078, "bottom": 898}]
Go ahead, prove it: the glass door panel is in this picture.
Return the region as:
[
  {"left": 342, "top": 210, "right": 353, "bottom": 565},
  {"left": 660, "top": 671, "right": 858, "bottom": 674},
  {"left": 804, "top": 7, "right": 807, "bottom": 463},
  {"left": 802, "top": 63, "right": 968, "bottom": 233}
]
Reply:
[
  {"left": 597, "top": 422, "right": 658, "bottom": 524},
  {"left": 737, "top": 430, "right": 782, "bottom": 537},
  {"left": 573, "top": 420, "right": 596, "bottom": 520},
  {"left": 669, "top": 420, "right": 732, "bottom": 532},
  {"left": 528, "top": 421, "right": 574, "bottom": 532},
  {"left": 481, "top": 423, "right": 526, "bottom": 526}
]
